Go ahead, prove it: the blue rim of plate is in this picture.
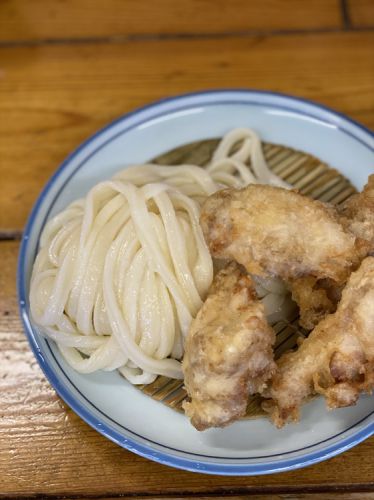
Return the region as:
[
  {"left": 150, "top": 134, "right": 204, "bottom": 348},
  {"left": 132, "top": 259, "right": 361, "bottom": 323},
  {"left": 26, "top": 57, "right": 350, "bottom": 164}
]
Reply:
[{"left": 17, "top": 89, "right": 374, "bottom": 476}]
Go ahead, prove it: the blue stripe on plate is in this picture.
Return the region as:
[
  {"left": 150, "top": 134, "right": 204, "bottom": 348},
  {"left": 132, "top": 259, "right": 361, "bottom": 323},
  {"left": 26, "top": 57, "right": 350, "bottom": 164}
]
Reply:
[{"left": 17, "top": 89, "right": 374, "bottom": 475}]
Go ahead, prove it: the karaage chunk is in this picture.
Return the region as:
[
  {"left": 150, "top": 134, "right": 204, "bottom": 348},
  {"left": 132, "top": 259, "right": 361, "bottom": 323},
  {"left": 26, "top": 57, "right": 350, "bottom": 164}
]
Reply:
[
  {"left": 291, "top": 176, "right": 374, "bottom": 329},
  {"left": 289, "top": 276, "right": 338, "bottom": 330},
  {"left": 339, "top": 174, "right": 374, "bottom": 257},
  {"left": 200, "top": 185, "right": 357, "bottom": 284},
  {"left": 263, "top": 256, "right": 374, "bottom": 428},
  {"left": 182, "top": 262, "right": 276, "bottom": 431}
]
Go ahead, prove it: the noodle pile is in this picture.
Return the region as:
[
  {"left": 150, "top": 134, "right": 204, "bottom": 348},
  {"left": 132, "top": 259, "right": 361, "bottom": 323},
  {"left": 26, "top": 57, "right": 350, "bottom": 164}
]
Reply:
[{"left": 30, "top": 128, "right": 289, "bottom": 384}]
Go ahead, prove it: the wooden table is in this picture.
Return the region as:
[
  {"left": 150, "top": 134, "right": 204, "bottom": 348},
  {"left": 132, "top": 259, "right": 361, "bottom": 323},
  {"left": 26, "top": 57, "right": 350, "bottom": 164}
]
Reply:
[{"left": 1, "top": 1, "right": 373, "bottom": 498}]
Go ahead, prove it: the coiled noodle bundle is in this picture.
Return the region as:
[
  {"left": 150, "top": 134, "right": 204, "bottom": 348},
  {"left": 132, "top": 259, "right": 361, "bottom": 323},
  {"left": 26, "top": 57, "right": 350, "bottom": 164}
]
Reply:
[{"left": 30, "top": 128, "right": 288, "bottom": 384}]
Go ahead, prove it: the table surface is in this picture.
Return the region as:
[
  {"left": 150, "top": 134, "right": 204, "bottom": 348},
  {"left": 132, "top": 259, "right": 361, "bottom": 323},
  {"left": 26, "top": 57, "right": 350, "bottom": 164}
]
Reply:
[{"left": 1, "top": 1, "right": 373, "bottom": 497}]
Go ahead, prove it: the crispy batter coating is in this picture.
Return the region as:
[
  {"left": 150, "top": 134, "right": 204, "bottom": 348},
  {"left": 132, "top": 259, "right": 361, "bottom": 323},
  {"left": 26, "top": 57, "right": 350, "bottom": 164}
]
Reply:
[
  {"left": 339, "top": 174, "right": 374, "bottom": 257},
  {"left": 200, "top": 185, "right": 357, "bottom": 284},
  {"left": 182, "top": 262, "right": 276, "bottom": 431},
  {"left": 263, "top": 256, "right": 374, "bottom": 428},
  {"left": 291, "top": 176, "right": 374, "bottom": 329},
  {"left": 289, "top": 276, "right": 339, "bottom": 330}
]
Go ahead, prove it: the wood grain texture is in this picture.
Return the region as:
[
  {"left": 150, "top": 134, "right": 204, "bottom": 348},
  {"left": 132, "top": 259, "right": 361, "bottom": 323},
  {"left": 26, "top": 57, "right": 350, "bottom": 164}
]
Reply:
[
  {"left": 112, "top": 496, "right": 374, "bottom": 500},
  {"left": 0, "top": 31, "right": 373, "bottom": 231},
  {"left": 0, "top": 0, "right": 343, "bottom": 42},
  {"left": 348, "top": 0, "right": 374, "bottom": 27},
  {"left": 1, "top": 240, "right": 374, "bottom": 496}
]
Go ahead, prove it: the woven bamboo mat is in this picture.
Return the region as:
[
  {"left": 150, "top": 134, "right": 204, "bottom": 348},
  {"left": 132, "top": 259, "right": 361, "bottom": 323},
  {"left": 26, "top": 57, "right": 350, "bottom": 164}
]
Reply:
[{"left": 135, "top": 139, "right": 356, "bottom": 418}]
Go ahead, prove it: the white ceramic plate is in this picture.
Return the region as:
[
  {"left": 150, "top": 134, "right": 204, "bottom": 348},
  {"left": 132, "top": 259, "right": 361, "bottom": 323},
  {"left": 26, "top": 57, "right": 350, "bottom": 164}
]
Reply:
[{"left": 18, "top": 90, "right": 374, "bottom": 475}]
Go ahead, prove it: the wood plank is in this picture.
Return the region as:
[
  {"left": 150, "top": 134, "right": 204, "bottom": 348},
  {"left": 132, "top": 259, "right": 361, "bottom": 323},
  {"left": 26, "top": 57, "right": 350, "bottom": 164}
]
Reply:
[
  {"left": 1, "top": 240, "right": 374, "bottom": 496},
  {"left": 0, "top": 0, "right": 343, "bottom": 42},
  {"left": 348, "top": 0, "right": 374, "bottom": 28},
  {"left": 0, "top": 32, "right": 373, "bottom": 232},
  {"left": 105, "top": 496, "right": 374, "bottom": 500}
]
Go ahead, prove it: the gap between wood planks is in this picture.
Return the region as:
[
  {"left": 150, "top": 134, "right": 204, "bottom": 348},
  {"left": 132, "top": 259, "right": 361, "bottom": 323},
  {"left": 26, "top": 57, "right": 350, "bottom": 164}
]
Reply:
[
  {"left": 2, "top": 483, "right": 374, "bottom": 499},
  {"left": 0, "top": 230, "right": 22, "bottom": 241},
  {"left": 0, "top": 25, "right": 373, "bottom": 49},
  {"left": 341, "top": 0, "right": 352, "bottom": 29}
]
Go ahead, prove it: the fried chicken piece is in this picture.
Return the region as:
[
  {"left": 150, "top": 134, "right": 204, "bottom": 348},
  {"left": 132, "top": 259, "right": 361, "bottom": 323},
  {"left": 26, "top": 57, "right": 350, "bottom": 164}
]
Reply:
[
  {"left": 182, "top": 262, "right": 276, "bottom": 431},
  {"left": 290, "top": 276, "right": 345, "bottom": 330},
  {"left": 291, "top": 176, "right": 374, "bottom": 329},
  {"left": 339, "top": 174, "right": 374, "bottom": 257},
  {"left": 200, "top": 185, "right": 357, "bottom": 284},
  {"left": 289, "top": 276, "right": 338, "bottom": 330},
  {"left": 263, "top": 256, "right": 374, "bottom": 428}
]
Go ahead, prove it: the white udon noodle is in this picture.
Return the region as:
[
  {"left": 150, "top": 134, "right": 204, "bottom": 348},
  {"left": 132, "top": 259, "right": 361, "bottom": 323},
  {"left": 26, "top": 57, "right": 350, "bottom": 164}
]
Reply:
[{"left": 30, "top": 128, "right": 290, "bottom": 385}]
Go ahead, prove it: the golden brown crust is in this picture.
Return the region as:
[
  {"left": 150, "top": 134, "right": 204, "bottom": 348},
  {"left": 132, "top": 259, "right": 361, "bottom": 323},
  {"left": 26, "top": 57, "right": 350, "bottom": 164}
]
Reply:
[
  {"left": 201, "top": 185, "right": 357, "bottom": 284},
  {"left": 289, "top": 176, "right": 374, "bottom": 330},
  {"left": 339, "top": 174, "right": 374, "bottom": 256},
  {"left": 263, "top": 256, "right": 374, "bottom": 428},
  {"left": 289, "top": 276, "right": 341, "bottom": 330},
  {"left": 182, "top": 262, "right": 276, "bottom": 431}
]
